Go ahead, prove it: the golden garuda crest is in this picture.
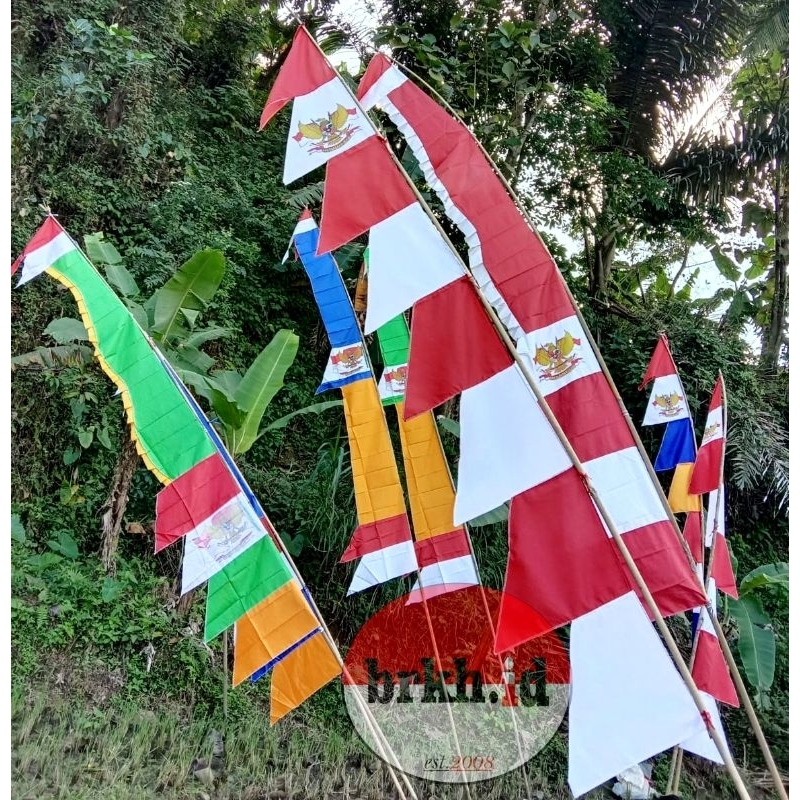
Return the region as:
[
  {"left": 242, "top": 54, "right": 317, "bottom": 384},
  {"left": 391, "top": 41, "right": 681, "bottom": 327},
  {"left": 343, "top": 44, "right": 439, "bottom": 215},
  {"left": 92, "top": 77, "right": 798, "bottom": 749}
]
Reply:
[
  {"left": 702, "top": 421, "right": 721, "bottom": 443},
  {"left": 534, "top": 332, "right": 583, "bottom": 380},
  {"left": 192, "top": 502, "right": 252, "bottom": 553},
  {"left": 332, "top": 344, "right": 365, "bottom": 375},
  {"left": 293, "top": 104, "right": 360, "bottom": 153},
  {"left": 652, "top": 392, "right": 684, "bottom": 417},
  {"left": 385, "top": 365, "right": 408, "bottom": 389}
]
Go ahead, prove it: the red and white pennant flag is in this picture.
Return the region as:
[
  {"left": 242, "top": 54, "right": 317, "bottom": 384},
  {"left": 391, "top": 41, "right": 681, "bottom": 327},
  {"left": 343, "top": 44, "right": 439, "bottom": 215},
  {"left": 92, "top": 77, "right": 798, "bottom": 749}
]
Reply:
[
  {"left": 639, "top": 333, "right": 691, "bottom": 425},
  {"left": 356, "top": 54, "right": 704, "bottom": 637},
  {"left": 690, "top": 375, "right": 725, "bottom": 495},
  {"left": 356, "top": 53, "right": 711, "bottom": 797},
  {"left": 259, "top": 26, "right": 373, "bottom": 184}
]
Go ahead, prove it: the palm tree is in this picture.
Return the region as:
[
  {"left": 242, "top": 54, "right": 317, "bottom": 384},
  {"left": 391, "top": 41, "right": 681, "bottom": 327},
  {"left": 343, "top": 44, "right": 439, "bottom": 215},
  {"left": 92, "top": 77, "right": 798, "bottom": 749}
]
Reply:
[
  {"left": 658, "top": 0, "right": 789, "bottom": 368},
  {"left": 585, "top": 0, "right": 751, "bottom": 296}
]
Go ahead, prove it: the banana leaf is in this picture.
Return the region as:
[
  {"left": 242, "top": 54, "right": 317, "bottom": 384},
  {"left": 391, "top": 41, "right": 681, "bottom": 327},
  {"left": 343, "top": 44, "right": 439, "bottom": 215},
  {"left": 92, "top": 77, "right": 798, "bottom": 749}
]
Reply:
[
  {"left": 44, "top": 317, "right": 89, "bottom": 343},
  {"left": 151, "top": 249, "right": 225, "bottom": 342},
  {"left": 229, "top": 329, "right": 299, "bottom": 454},
  {"left": 728, "top": 594, "right": 775, "bottom": 695}
]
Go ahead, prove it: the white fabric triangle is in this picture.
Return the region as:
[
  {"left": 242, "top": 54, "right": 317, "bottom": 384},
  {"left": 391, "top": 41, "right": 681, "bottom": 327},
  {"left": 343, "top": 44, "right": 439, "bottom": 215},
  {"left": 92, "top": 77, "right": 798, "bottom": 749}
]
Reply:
[
  {"left": 455, "top": 364, "right": 571, "bottom": 525},
  {"left": 568, "top": 593, "right": 707, "bottom": 797},
  {"left": 365, "top": 203, "right": 463, "bottom": 334},
  {"left": 284, "top": 77, "right": 373, "bottom": 184}
]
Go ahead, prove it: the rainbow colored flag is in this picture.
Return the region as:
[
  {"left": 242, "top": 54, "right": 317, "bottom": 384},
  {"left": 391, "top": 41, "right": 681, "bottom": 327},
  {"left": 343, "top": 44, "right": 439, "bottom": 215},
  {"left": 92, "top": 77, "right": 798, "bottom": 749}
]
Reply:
[{"left": 12, "top": 217, "right": 341, "bottom": 722}]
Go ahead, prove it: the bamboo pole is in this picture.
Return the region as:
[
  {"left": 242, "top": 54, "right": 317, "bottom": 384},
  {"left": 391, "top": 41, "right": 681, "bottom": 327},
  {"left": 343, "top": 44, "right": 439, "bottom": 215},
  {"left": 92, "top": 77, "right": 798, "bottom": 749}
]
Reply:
[
  {"left": 222, "top": 628, "right": 229, "bottom": 722},
  {"left": 379, "top": 59, "right": 787, "bottom": 796},
  {"left": 345, "top": 272, "right": 473, "bottom": 792},
  {"left": 468, "top": 289, "right": 752, "bottom": 800}
]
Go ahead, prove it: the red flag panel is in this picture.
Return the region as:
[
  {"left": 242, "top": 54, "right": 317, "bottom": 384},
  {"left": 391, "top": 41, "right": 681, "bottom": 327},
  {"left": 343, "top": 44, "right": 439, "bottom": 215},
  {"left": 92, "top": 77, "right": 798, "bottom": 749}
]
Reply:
[{"left": 404, "top": 276, "right": 513, "bottom": 418}]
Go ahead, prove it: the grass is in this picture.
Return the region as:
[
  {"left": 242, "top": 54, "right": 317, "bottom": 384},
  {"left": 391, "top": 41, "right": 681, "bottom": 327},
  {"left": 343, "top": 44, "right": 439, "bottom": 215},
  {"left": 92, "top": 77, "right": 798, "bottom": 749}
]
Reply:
[
  {"left": 12, "top": 660, "right": 785, "bottom": 800},
  {"left": 11, "top": 666, "right": 593, "bottom": 800}
]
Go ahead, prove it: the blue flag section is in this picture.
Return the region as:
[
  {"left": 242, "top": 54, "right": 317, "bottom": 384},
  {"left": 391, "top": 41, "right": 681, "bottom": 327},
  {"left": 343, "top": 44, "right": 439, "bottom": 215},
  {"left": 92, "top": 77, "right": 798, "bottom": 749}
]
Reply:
[
  {"left": 291, "top": 213, "right": 372, "bottom": 392},
  {"left": 654, "top": 418, "right": 697, "bottom": 472}
]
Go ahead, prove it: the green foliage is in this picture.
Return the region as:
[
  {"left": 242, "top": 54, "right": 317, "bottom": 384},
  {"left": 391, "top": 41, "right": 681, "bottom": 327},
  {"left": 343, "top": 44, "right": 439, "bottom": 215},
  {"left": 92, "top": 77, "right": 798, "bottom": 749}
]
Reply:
[
  {"left": 727, "top": 562, "right": 788, "bottom": 708},
  {"left": 151, "top": 248, "right": 226, "bottom": 344},
  {"left": 218, "top": 328, "right": 299, "bottom": 455}
]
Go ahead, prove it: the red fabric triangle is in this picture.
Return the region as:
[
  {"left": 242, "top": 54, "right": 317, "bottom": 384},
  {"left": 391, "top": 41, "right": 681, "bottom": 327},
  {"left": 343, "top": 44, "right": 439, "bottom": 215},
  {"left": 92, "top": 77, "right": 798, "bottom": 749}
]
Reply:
[
  {"left": 683, "top": 511, "right": 704, "bottom": 564},
  {"left": 356, "top": 53, "right": 393, "bottom": 100},
  {"left": 694, "top": 629, "right": 740, "bottom": 707},
  {"left": 639, "top": 335, "right": 679, "bottom": 388},
  {"left": 688, "top": 438, "right": 724, "bottom": 495},
  {"left": 494, "top": 469, "right": 635, "bottom": 652},
  {"left": 259, "top": 26, "right": 336, "bottom": 130},
  {"left": 318, "top": 135, "right": 415, "bottom": 254},
  {"left": 403, "top": 276, "right": 513, "bottom": 419},
  {"left": 707, "top": 376, "right": 723, "bottom": 412},
  {"left": 711, "top": 534, "right": 739, "bottom": 599}
]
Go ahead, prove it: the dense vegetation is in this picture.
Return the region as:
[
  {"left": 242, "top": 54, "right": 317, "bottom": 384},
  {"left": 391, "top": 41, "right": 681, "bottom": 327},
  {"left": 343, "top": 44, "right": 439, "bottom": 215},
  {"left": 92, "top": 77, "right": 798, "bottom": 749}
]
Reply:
[{"left": 10, "top": 1, "right": 788, "bottom": 798}]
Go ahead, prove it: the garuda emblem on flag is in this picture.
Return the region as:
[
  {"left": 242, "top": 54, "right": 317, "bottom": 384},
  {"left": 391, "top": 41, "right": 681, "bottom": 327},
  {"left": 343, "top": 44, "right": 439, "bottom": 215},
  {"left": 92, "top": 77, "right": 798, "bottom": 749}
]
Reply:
[
  {"left": 331, "top": 344, "right": 366, "bottom": 375},
  {"left": 293, "top": 104, "right": 360, "bottom": 153},
  {"left": 534, "top": 331, "right": 582, "bottom": 380},
  {"left": 652, "top": 391, "right": 685, "bottom": 418},
  {"left": 702, "top": 422, "right": 721, "bottom": 443}
]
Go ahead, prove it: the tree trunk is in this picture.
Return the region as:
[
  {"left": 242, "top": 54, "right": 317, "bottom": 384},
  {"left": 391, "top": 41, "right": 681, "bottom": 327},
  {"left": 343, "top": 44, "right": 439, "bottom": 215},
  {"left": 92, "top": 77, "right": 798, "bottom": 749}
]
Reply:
[
  {"left": 762, "top": 159, "right": 789, "bottom": 369},
  {"left": 590, "top": 231, "right": 617, "bottom": 297},
  {"left": 100, "top": 437, "right": 140, "bottom": 576}
]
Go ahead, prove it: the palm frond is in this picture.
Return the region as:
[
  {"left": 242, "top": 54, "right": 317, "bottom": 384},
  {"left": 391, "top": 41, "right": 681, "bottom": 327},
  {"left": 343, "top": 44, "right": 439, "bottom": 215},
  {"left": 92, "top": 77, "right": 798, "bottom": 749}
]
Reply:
[
  {"left": 742, "top": 0, "right": 789, "bottom": 60},
  {"left": 603, "top": 0, "right": 750, "bottom": 153},
  {"left": 285, "top": 181, "right": 324, "bottom": 210},
  {"left": 727, "top": 405, "right": 789, "bottom": 512}
]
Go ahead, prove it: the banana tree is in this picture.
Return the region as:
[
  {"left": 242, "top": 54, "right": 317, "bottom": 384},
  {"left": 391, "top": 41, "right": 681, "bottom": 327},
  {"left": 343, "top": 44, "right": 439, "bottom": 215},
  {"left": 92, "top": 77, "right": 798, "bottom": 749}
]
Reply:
[{"left": 727, "top": 561, "right": 788, "bottom": 709}]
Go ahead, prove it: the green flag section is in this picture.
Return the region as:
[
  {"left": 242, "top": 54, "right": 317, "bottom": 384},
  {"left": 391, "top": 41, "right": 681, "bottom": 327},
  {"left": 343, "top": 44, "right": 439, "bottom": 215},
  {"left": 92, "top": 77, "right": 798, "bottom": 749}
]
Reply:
[
  {"left": 205, "top": 535, "right": 296, "bottom": 641},
  {"left": 376, "top": 313, "right": 410, "bottom": 406},
  {"left": 33, "top": 234, "right": 216, "bottom": 483}
]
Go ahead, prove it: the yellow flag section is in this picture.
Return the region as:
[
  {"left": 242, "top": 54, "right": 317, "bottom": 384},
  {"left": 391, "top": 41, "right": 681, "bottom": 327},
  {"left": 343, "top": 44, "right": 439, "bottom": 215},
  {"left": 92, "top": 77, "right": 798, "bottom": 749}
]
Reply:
[
  {"left": 339, "top": 378, "right": 417, "bottom": 594},
  {"left": 270, "top": 633, "right": 342, "bottom": 723},
  {"left": 396, "top": 403, "right": 480, "bottom": 601},
  {"left": 233, "top": 580, "right": 341, "bottom": 723},
  {"left": 668, "top": 463, "right": 702, "bottom": 513}
]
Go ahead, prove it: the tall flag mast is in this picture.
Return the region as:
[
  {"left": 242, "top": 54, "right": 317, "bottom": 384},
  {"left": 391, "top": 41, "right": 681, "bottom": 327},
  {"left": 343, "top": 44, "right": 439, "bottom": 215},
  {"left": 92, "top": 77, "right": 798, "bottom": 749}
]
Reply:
[{"left": 11, "top": 216, "right": 341, "bottom": 723}]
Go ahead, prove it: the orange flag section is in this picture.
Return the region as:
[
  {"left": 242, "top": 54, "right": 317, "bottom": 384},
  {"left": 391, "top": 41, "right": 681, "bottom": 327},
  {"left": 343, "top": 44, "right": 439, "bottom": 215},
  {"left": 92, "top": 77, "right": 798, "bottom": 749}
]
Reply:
[
  {"left": 270, "top": 632, "right": 342, "bottom": 724},
  {"left": 667, "top": 463, "right": 702, "bottom": 513},
  {"left": 232, "top": 581, "right": 320, "bottom": 686},
  {"left": 395, "top": 402, "right": 462, "bottom": 541},
  {"left": 341, "top": 379, "right": 408, "bottom": 524}
]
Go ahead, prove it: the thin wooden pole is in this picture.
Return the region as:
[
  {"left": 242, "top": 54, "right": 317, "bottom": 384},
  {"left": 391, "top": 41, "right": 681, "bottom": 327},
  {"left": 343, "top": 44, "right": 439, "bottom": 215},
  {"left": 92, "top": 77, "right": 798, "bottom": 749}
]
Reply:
[
  {"left": 380, "top": 60, "right": 787, "bottom": 795},
  {"left": 222, "top": 628, "right": 229, "bottom": 722},
  {"left": 346, "top": 273, "right": 473, "bottom": 792}
]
